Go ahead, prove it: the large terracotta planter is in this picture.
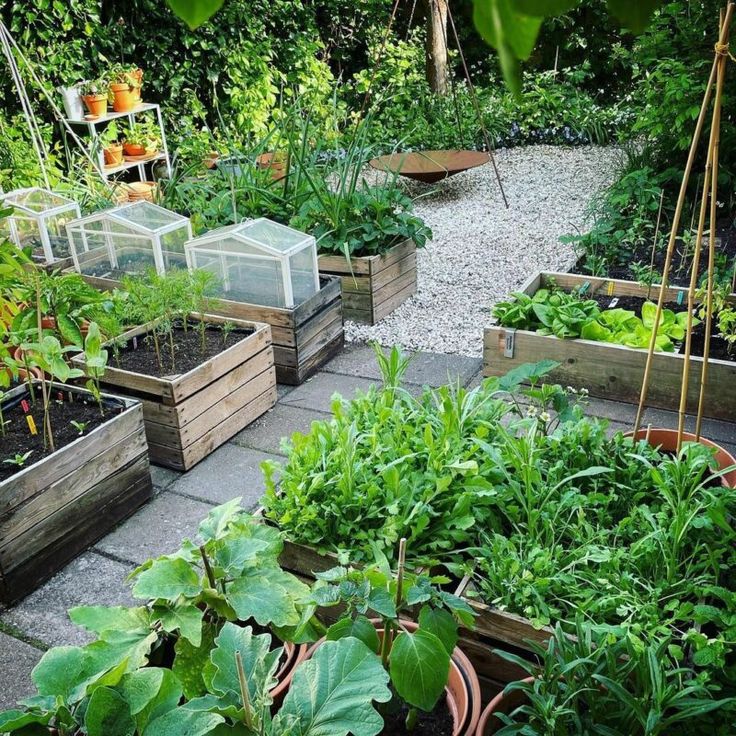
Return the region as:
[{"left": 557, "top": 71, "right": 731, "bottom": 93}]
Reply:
[
  {"left": 123, "top": 142, "right": 148, "bottom": 157},
  {"left": 626, "top": 427, "right": 736, "bottom": 487},
  {"left": 305, "top": 619, "right": 481, "bottom": 736},
  {"left": 272, "top": 641, "right": 309, "bottom": 701},
  {"left": 476, "top": 678, "right": 534, "bottom": 735}
]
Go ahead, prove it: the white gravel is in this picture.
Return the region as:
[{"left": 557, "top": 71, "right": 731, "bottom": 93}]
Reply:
[{"left": 345, "top": 144, "right": 623, "bottom": 357}]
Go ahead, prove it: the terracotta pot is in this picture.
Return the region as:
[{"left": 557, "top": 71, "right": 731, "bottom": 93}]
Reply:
[
  {"left": 271, "top": 641, "right": 309, "bottom": 702},
  {"left": 256, "top": 151, "right": 288, "bottom": 181},
  {"left": 104, "top": 143, "right": 124, "bottom": 166},
  {"left": 110, "top": 83, "right": 136, "bottom": 113},
  {"left": 204, "top": 151, "right": 220, "bottom": 169},
  {"left": 82, "top": 94, "right": 107, "bottom": 117},
  {"left": 626, "top": 427, "right": 736, "bottom": 487},
  {"left": 2, "top": 360, "right": 42, "bottom": 383},
  {"left": 305, "top": 619, "right": 481, "bottom": 736},
  {"left": 476, "top": 678, "right": 534, "bottom": 735},
  {"left": 123, "top": 142, "right": 147, "bottom": 157}
]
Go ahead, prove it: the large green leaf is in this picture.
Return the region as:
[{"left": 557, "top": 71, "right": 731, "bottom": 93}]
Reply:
[
  {"left": 208, "top": 623, "right": 281, "bottom": 710},
  {"left": 389, "top": 630, "right": 450, "bottom": 712},
  {"left": 165, "top": 0, "right": 225, "bottom": 30},
  {"left": 69, "top": 606, "right": 151, "bottom": 636},
  {"left": 0, "top": 710, "right": 52, "bottom": 733},
  {"left": 119, "top": 668, "right": 183, "bottom": 733},
  {"left": 198, "top": 498, "right": 243, "bottom": 542},
  {"left": 513, "top": 0, "right": 579, "bottom": 13},
  {"left": 84, "top": 687, "right": 136, "bottom": 736},
  {"left": 155, "top": 602, "right": 204, "bottom": 647},
  {"left": 132, "top": 557, "right": 202, "bottom": 600},
  {"left": 143, "top": 708, "right": 225, "bottom": 736},
  {"left": 31, "top": 646, "right": 87, "bottom": 699},
  {"left": 173, "top": 622, "right": 219, "bottom": 699},
  {"left": 326, "top": 616, "right": 380, "bottom": 654},
  {"left": 418, "top": 607, "right": 458, "bottom": 656},
  {"left": 227, "top": 575, "right": 300, "bottom": 628},
  {"left": 272, "top": 638, "right": 391, "bottom": 736}
]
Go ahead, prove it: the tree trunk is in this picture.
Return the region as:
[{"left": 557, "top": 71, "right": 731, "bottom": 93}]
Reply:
[{"left": 425, "top": 0, "right": 449, "bottom": 95}]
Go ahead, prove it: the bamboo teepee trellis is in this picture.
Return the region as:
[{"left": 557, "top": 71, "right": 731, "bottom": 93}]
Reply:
[{"left": 634, "top": 3, "right": 734, "bottom": 446}]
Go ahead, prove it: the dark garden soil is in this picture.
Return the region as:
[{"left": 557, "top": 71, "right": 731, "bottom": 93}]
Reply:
[
  {"left": 587, "top": 294, "right": 680, "bottom": 313},
  {"left": 0, "top": 386, "right": 126, "bottom": 483},
  {"left": 109, "top": 320, "right": 254, "bottom": 378},
  {"left": 571, "top": 219, "right": 736, "bottom": 287},
  {"left": 379, "top": 699, "right": 454, "bottom": 736}
]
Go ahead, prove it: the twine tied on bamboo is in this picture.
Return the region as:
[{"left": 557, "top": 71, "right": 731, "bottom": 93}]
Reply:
[{"left": 714, "top": 41, "right": 736, "bottom": 59}]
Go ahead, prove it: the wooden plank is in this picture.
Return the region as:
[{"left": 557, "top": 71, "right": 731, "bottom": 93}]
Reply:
[
  {"left": 318, "top": 253, "right": 374, "bottom": 276},
  {"left": 276, "top": 330, "right": 344, "bottom": 385},
  {"left": 0, "top": 392, "right": 144, "bottom": 516},
  {"left": 341, "top": 291, "right": 374, "bottom": 313},
  {"left": 373, "top": 277, "right": 417, "bottom": 323},
  {"left": 369, "top": 240, "right": 416, "bottom": 276},
  {"left": 292, "top": 276, "right": 342, "bottom": 325},
  {"left": 373, "top": 268, "right": 417, "bottom": 309},
  {"left": 0, "top": 455, "right": 152, "bottom": 604},
  {"left": 0, "top": 427, "right": 148, "bottom": 546},
  {"left": 144, "top": 362, "right": 275, "bottom": 449},
  {"left": 273, "top": 344, "right": 299, "bottom": 369},
  {"left": 371, "top": 251, "right": 417, "bottom": 291},
  {"left": 297, "top": 312, "right": 344, "bottom": 365},
  {"left": 277, "top": 538, "right": 342, "bottom": 577},
  {"left": 147, "top": 383, "right": 277, "bottom": 471}
]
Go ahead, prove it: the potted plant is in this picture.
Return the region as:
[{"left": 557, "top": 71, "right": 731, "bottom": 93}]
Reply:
[
  {"left": 79, "top": 78, "right": 108, "bottom": 117},
  {"left": 123, "top": 118, "right": 162, "bottom": 157},
  {"left": 107, "top": 62, "right": 141, "bottom": 112},
  {"left": 99, "top": 120, "right": 124, "bottom": 166},
  {"left": 307, "top": 540, "right": 481, "bottom": 735},
  {"left": 477, "top": 622, "right": 734, "bottom": 735}
]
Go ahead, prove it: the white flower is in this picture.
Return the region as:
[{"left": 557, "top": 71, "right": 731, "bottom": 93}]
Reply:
[
  {"left": 540, "top": 411, "right": 551, "bottom": 423},
  {"left": 526, "top": 405, "right": 538, "bottom": 417}
]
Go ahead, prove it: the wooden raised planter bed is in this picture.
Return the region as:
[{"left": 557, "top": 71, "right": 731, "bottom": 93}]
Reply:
[
  {"left": 202, "top": 277, "right": 344, "bottom": 385},
  {"left": 0, "top": 383, "right": 152, "bottom": 604},
  {"left": 72, "top": 271, "right": 343, "bottom": 386},
  {"left": 318, "top": 239, "right": 417, "bottom": 324},
  {"left": 483, "top": 271, "right": 736, "bottom": 420},
  {"left": 73, "top": 314, "right": 277, "bottom": 471}
]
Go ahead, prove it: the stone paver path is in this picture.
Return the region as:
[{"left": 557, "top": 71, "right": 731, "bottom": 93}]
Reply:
[{"left": 1, "top": 343, "right": 735, "bottom": 707}]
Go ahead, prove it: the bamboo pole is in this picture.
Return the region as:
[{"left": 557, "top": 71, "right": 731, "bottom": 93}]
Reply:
[
  {"left": 633, "top": 4, "right": 732, "bottom": 434},
  {"left": 647, "top": 189, "right": 665, "bottom": 300},
  {"left": 696, "top": 29, "right": 730, "bottom": 439}
]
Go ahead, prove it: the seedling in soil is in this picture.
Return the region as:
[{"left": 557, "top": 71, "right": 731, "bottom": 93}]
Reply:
[
  {"left": 3, "top": 450, "right": 33, "bottom": 467},
  {"left": 718, "top": 307, "right": 736, "bottom": 355},
  {"left": 70, "top": 419, "right": 89, "bottom": 435}
]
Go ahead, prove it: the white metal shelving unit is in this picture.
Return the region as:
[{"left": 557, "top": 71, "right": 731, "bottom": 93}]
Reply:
[{"left": 66, "top": 102, "right": 172, "bottom": 182}]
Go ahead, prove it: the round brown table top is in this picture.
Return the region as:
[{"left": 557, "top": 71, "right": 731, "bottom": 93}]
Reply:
[{"left": 369, "top": 149, "right": 491, "bottom": 183}]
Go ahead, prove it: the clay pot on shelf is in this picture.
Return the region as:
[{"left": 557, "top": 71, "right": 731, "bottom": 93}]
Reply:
[
  {"left": 256, "top": 151, "right": 288, "bottom": 181},
  {"left": 204, "top": 150, "right": 220, "bottom": 169},
  {"left": 305, "top": 619, "right": 481, "bottom": 736},
  {"left": 82, "top": 94, "right": 107, "bottom": 117},
  {"left": 123, "top": 142, "right": 147, "bottom": 157},
  {"left": 104, "top": 143, "right": 124, "bottom": 166},
  {"left": 476, "top": 678, "right": 534, "bottom": 735},
  {"left": 626, "top": 427, "right": 736, "bottom": 487},
  {"left": 110, "top": 83, "right": 136, "bottom": 113}
]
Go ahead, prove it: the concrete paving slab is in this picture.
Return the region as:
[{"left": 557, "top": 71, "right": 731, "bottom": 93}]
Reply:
[
  {"left": 324, "top": 344, "right": 481, "bottom": 386},
  {"left": 1, "top": 552, "right": 135, "bottom": 648},
  {"left": 0, "top": 632, "right": 43, "bottom": 709},
  {"left": 149, "top": 464, "right": 181, "bottom": 491},
  {"left": 168, "top": 443, "right": 278, "bottom": 507},
  {"left": 279, "top": 372, "right": 380, "bottom": 413},
  {"left": 232, "top": 404, "right": 330, "bottom": 455},
  {"left": 94, "top": 492, "right": 213, "bottom": 565}
]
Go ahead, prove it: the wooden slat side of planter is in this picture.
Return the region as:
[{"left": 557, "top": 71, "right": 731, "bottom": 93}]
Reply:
[
  {"left": 483, "top": 272, "right": 736, "bottom": 420},
  {"left": 277, "top": 538, "right": 343, "bottom": 578},
  {"left": 0, "top": 383, "right": 151, "bottom": 604},
  {"left": 318, "top": 240, "right": 418, "bottom": 324},
  {"left": 0, "top": 455, "right": 152, "bottom": 604}
]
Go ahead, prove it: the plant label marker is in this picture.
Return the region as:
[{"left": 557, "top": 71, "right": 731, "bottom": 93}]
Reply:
[
  {"left": 26, "top": 415, "right": 38, "bottom": 436},
  {"left": 609, "top": 297, "right": 619, "bottom": 309},
  {"left": 503, "top": 329, "right": 516, "bottom": 358},
  {"left": 677, "top": 291, "right": 685, "bottom": 306},
  {"left": 607, "top": 281, "right": 615, "bottom": 296},
  {"left": 20, "top": 399, "right": 30, "bottom": 414}
]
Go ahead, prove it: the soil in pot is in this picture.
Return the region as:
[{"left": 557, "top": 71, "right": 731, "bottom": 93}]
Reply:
[
  {"left": 109, "top": 320, "right": 254, "bottom": 377},
  {"left": 380, "top": 699, "right": 455, "bottom": 736},
  {"left": 0, "top": 385, "right": 126, "bottom": 483}
]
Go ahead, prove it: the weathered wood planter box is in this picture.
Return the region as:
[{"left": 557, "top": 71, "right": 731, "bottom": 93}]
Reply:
[
  {"left": 318, "top": 239, "right": 417, "bottom": 324},
  {"left": 71, "top": 271, "right": 343, "bottom": 386},
  {"left": 0, "top": 383, "right": 152, "bottom": 604},
  {"left": 74, "top": 315, "right": 277, "bottom": 471},
  {"left": 202, "top": 277, "right": 344, "bottom": 385},
  {"left": 483, "top": 271, "right": 736, "bottom": 420}
]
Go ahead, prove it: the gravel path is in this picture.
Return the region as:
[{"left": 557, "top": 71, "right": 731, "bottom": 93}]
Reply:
[{"left": 346, "top": 144, "right": 623, "bottom": 356}]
